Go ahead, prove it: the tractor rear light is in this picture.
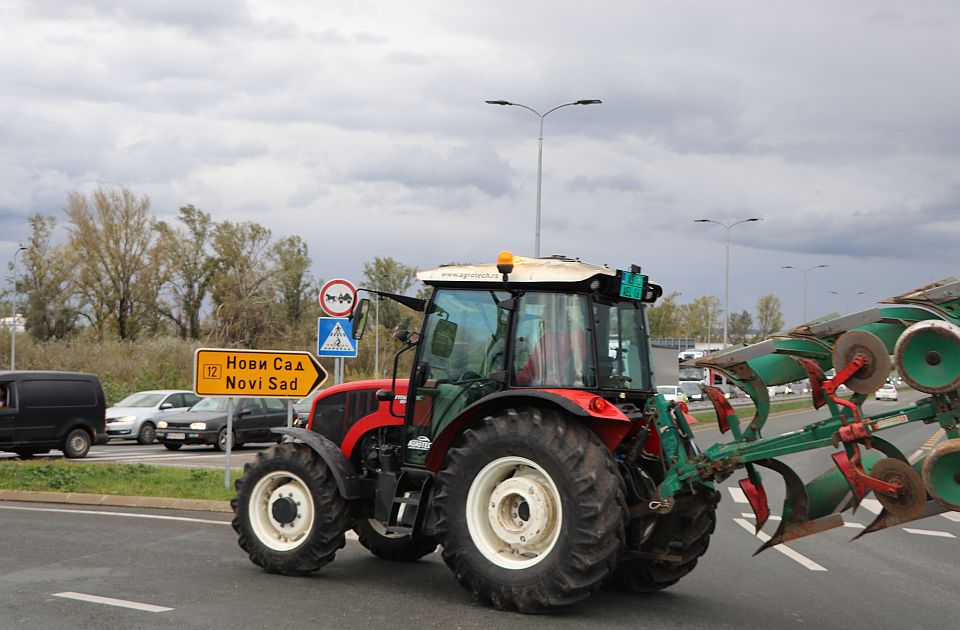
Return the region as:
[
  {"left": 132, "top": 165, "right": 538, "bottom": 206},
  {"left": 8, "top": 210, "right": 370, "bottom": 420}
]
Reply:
[{"left": 588, "top": 396, "right": 608, "bottom": 413}]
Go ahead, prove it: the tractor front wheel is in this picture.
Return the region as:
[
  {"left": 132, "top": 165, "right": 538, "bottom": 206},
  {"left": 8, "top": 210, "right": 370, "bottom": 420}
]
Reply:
[
  {"left": 434, "top": 407, "right": 626, "bottom": 613},
  {"left": 231, "top": 443, "right": 349, "bottom": 575}
]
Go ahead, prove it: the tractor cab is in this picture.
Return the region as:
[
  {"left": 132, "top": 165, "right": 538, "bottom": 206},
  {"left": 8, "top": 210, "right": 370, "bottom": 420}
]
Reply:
[{"left": 353, "top": 252, "right": 664, "bottom": 466}]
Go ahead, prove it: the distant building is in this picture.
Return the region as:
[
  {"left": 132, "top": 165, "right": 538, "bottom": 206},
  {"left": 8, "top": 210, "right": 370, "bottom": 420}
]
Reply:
[{"left": 0, "top": 314, "right": 26, "bottom": 333}]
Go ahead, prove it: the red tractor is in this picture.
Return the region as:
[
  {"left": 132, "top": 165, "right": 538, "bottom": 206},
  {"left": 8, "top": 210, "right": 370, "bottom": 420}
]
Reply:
[{"left": 232, "top": 253, "right": 716, "bottom": 612}]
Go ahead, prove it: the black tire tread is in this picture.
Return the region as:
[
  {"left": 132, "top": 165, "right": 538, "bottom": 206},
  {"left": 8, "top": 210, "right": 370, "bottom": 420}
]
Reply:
[
  {"left": 433, "top": 407, "right": 627, "bottom": 613},
  {"left": 354, "top": 518, "right": 438, "bottom": 562},
  {"left": 614, "top": 499, "right": 716, "bottom": 593},
  {"left": 231, "top": 443, "right": 349, "bottom": 576}
]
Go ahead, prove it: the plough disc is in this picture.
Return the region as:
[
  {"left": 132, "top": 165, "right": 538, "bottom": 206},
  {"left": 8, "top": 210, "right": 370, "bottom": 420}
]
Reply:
[
  {"left": 870, "top": 458, "right": 927, "bottom": 520},
  {"left": 831, "top": 330, "right": 891, "bottom": 394},
  {"left": 894, "top": 320, "right": 960, "bottom": 394},
  {"left": 922, "top": 438, "right": 960, "bottom": 510}
]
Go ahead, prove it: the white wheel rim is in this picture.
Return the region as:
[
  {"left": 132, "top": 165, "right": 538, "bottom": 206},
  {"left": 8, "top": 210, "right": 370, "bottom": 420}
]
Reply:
[
  {"left": 465, "top": 456, "right": 562, "bottom": 569},
  {"left": 248, "top": 471, "right": 316, "bottom": 551}
]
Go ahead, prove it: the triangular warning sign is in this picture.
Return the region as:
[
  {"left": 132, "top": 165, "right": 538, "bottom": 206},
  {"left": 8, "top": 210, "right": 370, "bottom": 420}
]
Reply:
[{"left": 321, "top": 322, "right": 356, "bottom": 352}]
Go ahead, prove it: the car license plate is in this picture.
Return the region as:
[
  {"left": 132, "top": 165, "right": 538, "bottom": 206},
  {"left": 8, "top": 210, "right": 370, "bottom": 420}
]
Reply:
[{"left": 167, "top": 432, "right": 186, "bottom": 440}]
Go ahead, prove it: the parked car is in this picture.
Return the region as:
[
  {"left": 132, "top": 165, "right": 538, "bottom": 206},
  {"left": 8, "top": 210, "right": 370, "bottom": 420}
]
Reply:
[
  {"left": 0, "top": 371, "right": 107, "bottom": 459},
  {"left": 106, "top": 390, "right": 202, "bottom": 444},
  {"left": 875, "top": 382, "right": 898, "bottom": 401},
  {"left": 679, "top": 382, "right": 704, "bottom": 401},
  {"left": 656, "top": 385, "right": 687, "bottom": 403},
  {"left": 155, "top": 397, "right": 292, "bottom": 451}
]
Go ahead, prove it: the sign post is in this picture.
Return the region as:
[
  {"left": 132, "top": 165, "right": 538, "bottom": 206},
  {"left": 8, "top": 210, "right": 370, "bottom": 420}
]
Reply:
[{"left": 193, "top": 348, "right": 328, "bottom": 488}]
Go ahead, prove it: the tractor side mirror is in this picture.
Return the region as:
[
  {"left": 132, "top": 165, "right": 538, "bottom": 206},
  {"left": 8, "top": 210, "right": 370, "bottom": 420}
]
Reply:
[
  {"left": 376, "top": 389, "right": 395, "bottom": 402},
  {"left": 351, "top": 298, "right": 370, "bottom": 340}
]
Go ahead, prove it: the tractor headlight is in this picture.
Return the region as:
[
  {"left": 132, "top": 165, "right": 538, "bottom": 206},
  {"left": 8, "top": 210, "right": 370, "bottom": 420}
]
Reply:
[
  {"left": 157, "top": 420, "right": 168, "bottom": 428},
  {"left": 189, "top": 422, "right": 207, "bottom": 430}
]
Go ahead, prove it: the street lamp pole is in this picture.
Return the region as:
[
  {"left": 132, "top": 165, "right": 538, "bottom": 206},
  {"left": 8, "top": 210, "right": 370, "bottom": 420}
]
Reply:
[
  {"left": 693, "top": 218, "right": 762, "bottom": 349},
  {"left": 782, "top": 264, "right": 830, "bottom": 323},
  {"left": 829, "top": 290, "right": 866, "bottom": 315},
  {"left": 10, "top": 245, "right": 27, "bottom": 370},
  {"left": 485, "top": 99, "right": 602, "bottom": 258}
]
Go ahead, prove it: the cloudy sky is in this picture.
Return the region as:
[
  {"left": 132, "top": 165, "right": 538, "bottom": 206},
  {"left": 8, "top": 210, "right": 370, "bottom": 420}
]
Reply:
[{"left": 2, "top": 0, "right": 959, "bottom": 327}]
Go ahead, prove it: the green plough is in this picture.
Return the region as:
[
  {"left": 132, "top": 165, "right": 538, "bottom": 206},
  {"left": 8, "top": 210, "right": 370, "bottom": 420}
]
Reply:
[{"left": 651, "top": 277, "right": 960, "bottom": 552}]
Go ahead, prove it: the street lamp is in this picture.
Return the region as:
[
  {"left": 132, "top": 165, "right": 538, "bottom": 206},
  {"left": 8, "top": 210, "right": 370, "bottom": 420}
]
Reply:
[
  {"left": 10, "top": 245, "right": 27, "bottom": 370},
  {"left": 829, "top": 290, "right": 866, "bottom": 314},
  {"left": 693, "top": 218, "right": 762, "bottom": 349},
  {"left": 485, "top": 99, "right": 602, "bottom": 257},
  {"left": 781, "top": 264, "right": 830, "bottom": 323}
]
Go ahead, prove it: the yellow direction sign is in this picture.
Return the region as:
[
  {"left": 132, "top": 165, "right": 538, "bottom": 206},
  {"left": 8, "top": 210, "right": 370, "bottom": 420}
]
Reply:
[{"left": 194, "top": 348, "right": 327, "bottom": 398}]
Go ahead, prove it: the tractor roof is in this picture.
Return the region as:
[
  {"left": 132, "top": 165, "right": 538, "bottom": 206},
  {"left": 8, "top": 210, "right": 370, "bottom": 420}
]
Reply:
[{"left": 418, "top": 255, "right": 617, "bottom": 287}]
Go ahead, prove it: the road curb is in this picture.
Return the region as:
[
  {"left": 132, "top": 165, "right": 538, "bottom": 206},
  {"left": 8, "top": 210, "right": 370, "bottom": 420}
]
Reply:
[{"left": 0, "top": 490, "right": 232, "bottom": 513}]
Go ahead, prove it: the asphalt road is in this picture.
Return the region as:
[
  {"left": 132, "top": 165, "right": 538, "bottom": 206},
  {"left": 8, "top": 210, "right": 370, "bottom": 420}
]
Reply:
[{"left": 0, "top": 389, "right": 956, "bottom": 629}]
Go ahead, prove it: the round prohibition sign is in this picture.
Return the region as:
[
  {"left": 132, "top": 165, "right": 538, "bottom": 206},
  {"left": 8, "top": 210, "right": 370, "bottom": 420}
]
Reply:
[{"left": 319, "top": 278, "right": 358, "bottom": 317}]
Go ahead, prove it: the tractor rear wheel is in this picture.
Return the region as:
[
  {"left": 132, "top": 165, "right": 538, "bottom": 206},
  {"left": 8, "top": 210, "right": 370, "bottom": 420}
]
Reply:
[
  {"left": 354, "top": 517, "right": 437, "bottom": 561},
  {"left": 232, "top": 443, "right": 349, "bottom": 575},
  {"left": 613, "top": 497, "right": 716, "bottom": 592},
  {"left": 434, "top": 407, "right": 626, "bottom": 613}
]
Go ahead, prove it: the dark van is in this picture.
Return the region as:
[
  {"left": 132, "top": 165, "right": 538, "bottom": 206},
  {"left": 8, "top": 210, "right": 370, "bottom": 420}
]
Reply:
[{"left": 0, "top": 371, "right": 108, "bottom": 459}]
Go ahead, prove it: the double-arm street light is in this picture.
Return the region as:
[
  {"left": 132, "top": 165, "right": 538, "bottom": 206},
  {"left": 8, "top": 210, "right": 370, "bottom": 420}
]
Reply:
[
  {"left": 694, "top": 218, "right": 763, "bottom": 349},
  {"left": 782, "top": 264, "right": 830, "bottom": 323},
  {"left": 829, "top": 290, "right": 866, "bottom": 314},
  {"left": 485, "top": 99, "right": 602, "bottom": 258},
  {"left": 10, "top": 245, "right": 27, "bottom": 370}
]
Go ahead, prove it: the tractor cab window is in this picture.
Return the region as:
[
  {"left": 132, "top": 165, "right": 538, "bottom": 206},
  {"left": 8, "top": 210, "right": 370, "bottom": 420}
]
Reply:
[
  {"left": 593, "top": 299, "right": 653, "bottom": 391},
  {"left": 513, "top": 293, "right": 596, "bottom": 388},
  {"left": 407, "top": 288, "right": 510, "bottom": 463}
]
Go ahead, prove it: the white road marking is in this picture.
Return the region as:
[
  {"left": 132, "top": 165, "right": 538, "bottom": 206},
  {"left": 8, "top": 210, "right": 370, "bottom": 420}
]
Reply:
[
  {"left": 902, "top": 528, "right": 955, "bottom": 538},
  {"left": 859, "top": 499, "right": 883, "bottom": 515},
  {"left": 908, "top": 449, "right": 924, "bottom": 465},
  {"left": 741, "top": 512, "right": 866, "bottom": 529},
  {"left": 942, "top": 512, "right": 960, "bottom": 523},
  {"left": 0, "top": 505, "right": 230, "bottom": 525},
  {"left": 54, "top": 592, "right": 172, "bottom": 613},
  {"left": 0, "top": 505, "right": 361, "bottom": 540},
  {"left": 728, "top": 487, "right": 748, "bottom": 504},
  {"left": 732, "top": 518, "right": 827, "bottom": 571},
  {"left": 89, "top": 452, "right": 236, "bottom": 462},
  {"left": 740, "top": 513, "right": 781, "bottom": 521}
]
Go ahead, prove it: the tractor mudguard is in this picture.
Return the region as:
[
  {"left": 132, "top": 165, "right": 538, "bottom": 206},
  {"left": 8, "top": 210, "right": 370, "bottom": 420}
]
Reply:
[
  {"left": 271, "top": 427, "right": 365, "bottom": 500},
  {"left": 423, "top": 389, "right": 631, "bottom": 472}
]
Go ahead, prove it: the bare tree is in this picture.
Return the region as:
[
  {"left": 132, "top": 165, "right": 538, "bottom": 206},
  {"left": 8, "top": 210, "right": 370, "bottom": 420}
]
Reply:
[
  {"left": 65, "top": 187, "right": 163, "bottom": 340},
  {"left": 754, "top": 294, "right": 785, "bottom": 340},
  {"left": 728, "top": 310, "right": 753, "bottom": 345},
  {"left": 271, "top": 235, "right": 314, "bottom": 331},
  {"left": 20, "top": 214, "right": 80, "bottom": 340},
  {"left": 154, "top": 205, "right": 218, "bottom": 339},
  {"left": 209, "top": 220, "right": 275, "bottom": 347}
]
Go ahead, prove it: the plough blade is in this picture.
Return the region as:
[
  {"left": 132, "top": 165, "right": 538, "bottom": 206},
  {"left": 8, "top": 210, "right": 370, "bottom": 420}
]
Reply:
[
  {"left": 738, "top": 465, "right": 769, "bottom": 532},
  {"left": 751, "top": 453, "right": 883, "bottom": 555},
  {"left": 851, "top": 500, "right": 950, "bottom": 540}
]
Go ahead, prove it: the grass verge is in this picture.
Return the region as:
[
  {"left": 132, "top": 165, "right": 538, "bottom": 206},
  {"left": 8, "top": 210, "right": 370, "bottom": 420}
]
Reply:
[
  {"left": 0, "top": 460, "right": 240, "bottom": 501},
  {"left": 690, "top": 397, "right": 823, "bottom": 427}
]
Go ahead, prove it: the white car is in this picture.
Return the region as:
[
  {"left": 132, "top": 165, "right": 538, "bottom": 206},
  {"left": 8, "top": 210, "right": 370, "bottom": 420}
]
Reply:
[
  {"left": 106, "top": 390, "right": 202, "bottom": 444},
  {"left": 875, "top": 383, "right": 898, "bottom": 401},
  {"left": 657, "top": 385, "right": 688, "bottom": 404},
  {"left": 679, "top": 382, "right": 704, "bottom": 401}
]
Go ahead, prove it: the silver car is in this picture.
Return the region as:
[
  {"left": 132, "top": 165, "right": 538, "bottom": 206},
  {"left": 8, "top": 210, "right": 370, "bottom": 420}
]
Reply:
[{"left": 106, "top": 390, "right": 202, "bottom": 444}]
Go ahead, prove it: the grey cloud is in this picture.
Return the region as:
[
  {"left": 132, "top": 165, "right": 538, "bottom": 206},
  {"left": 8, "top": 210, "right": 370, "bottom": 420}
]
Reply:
[
  {"left": 567, "top": 173, "right": 647, "bottom": 194},
  {"left": 343, "top": 143, "right": 515, "bottom": 198}
]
